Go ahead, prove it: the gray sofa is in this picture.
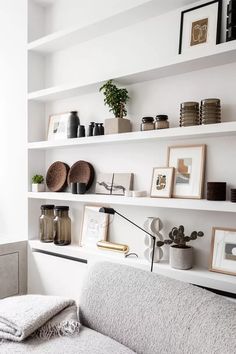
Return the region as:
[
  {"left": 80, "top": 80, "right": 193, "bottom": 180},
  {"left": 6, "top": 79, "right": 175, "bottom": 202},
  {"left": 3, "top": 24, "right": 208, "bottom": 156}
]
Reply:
[{"left": 1, "top": 262, "right": 236, "bottom": 353}]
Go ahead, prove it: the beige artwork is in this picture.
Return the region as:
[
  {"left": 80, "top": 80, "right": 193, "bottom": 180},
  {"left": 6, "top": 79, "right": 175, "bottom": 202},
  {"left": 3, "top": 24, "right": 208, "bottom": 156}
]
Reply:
[{"left": 190, "top": 18, "right": 208, "bottom": 46}]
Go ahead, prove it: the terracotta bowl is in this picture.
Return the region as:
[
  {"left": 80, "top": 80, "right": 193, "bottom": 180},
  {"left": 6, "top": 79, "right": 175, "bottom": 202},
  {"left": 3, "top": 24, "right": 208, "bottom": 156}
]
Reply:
[{"left": 46, "top": 161, "right": 70, "bottom": 192}]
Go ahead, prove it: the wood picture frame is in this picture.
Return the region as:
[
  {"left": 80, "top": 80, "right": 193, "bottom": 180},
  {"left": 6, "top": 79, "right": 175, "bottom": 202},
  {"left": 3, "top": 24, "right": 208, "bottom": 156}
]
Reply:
[
  {"left": 167, "top": 144, "right": 206, "bottom": 199},
  {"left": 179, "top": 0, "right": 222, "bottom": 54},
  {"left": 47, "top": 112, "right": 70, "bottom": 141},
  {"left": 80, "top": 205, "right": 109, "bottom": 248},
  {"left": 209, "top": 227, "right": 236, "bottom": 276},
  {"left": 150, "top": 167, "right": 174, "bottom": 198}
]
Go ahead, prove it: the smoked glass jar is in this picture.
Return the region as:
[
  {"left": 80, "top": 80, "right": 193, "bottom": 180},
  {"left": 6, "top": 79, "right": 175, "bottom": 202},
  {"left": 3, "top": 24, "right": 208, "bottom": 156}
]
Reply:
[
  {"left": 53, "top": 206, "right": 71, "bottom": 246},
  {"left": 155, "top": 115, "right": 169, "bottom": 129},
  {"left": 141, "top": 117, "right": 155, "bottom": 131},
  {"left": 39, "top": 205, "right": 55, "bottom": 243}
]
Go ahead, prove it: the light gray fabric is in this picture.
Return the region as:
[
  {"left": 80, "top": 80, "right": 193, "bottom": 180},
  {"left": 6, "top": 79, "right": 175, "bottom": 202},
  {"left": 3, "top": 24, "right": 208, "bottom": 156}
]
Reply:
[
  {"left": 0, "top": 295, "right": 79, "bottom": 341},
  {"left": 79, "top": 261, "right": 236, "bottom": 354},
  {"left": 0, "top": 326, "right": 135, "bottom": 354}
]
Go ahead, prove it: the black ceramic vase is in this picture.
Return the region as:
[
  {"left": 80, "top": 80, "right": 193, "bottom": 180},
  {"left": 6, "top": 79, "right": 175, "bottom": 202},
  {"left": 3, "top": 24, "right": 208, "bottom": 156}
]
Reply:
[{"left": 67, "top": 111, "right": 80, "bottom": 139}]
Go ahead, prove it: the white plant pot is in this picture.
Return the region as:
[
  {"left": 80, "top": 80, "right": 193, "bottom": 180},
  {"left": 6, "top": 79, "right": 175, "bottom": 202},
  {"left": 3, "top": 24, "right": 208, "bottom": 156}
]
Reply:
[
  {"left": 32, "top": 183, "right": 45, "bottom": 193},
  {"left": 170, "top": 245, "right": 193, "bottom": 270}
]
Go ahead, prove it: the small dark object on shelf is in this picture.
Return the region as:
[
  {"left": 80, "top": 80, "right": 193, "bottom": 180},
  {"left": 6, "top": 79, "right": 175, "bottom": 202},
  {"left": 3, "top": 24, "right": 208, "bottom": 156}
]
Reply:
[
  {"left": 94, "top": 123, "right": 100, "bottom": 136},
  {"left": 226, "top": 1, "right": 236, "bottom": 41},
  {"left": 78, "top": 125, "right": 85, "bottom": 138},
  {"left": 207, "top": 182, "right": 227, "bottom": 201},
  {"left": 54, "top": 206, "right": 71, "bottom": 246},
  {"left": 99, "top": 123, "right": 104, "bottom": 135},
  {"left": 67, "top": 111, "right": 80, "bottom": 139},
  {"left": 88, "top": 122, "right": 95, "bottom": 136},
  {"left": 155, "top": 115, "right": 169, "bottom": 129},
  {"left": 78, "top": 182, "right": 87, "bottom": 194},
  {"left": 231, "top": 189, "right": 236, "bottom": 202},
  {"left": 71, "top": 182, "right": 77, "bottom": 194}
]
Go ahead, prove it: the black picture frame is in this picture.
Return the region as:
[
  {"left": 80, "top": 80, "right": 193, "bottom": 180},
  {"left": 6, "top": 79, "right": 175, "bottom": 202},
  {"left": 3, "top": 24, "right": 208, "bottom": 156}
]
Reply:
[{"left": 178, "top": 0, "right": 222, "bottom": 54}]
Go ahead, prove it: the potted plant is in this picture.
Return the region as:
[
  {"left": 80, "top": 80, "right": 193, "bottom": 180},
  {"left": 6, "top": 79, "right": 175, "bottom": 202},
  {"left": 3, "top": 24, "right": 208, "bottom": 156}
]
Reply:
[
  {"left": 99, "top": 79, "right": 131, "bottom": 134},
  {"left": 156, "top": 225, "right": 204, "bottom": 270},
  {"left": 32, "top": 175, "right": 45, "bottom": 193}
]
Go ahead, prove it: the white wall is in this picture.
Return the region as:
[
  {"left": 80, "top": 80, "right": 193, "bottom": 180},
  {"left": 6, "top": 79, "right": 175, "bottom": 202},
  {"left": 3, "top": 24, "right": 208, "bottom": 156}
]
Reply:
[
  {"left": 0, "top": 0, "right": 27, "bottom": 241},
  {"left": 28, "top": 0, "right": 236, "bottom": 287}
]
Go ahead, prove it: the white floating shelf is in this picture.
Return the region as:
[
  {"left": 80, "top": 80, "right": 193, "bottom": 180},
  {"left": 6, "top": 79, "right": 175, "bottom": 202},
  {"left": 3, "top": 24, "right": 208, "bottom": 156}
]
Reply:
[
  {"left": 28, "top": 41, "right": 236, "bottom": 102},
  {"left": 29, "top": 240, "right": 236, "bottom": 294},
  {"left": 28, "top": 0, "right": 196, "bottom": 54},
  {"left": 28, "top": 122, "right": 236, "bottom": 150},
  {"left": 28, "top": 192, "right": 236, "bottom": 213}
]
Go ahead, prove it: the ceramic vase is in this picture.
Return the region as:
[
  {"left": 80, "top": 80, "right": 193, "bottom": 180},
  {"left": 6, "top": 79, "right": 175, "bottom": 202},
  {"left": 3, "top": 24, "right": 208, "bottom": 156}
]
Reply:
[{"left": 143, "top": 217, "right": 163, "bottom": 263}]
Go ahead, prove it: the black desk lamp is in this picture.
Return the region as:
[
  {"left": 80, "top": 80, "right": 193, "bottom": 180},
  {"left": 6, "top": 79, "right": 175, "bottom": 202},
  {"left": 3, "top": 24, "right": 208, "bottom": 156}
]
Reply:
[{"left": 99, "top": 207, "right": 156, "bottom": 272}]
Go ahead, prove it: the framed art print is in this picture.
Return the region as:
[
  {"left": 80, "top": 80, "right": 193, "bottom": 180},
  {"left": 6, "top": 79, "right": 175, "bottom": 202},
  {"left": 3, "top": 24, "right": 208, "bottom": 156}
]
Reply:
[
  {"left": 80, "top": 206, "right": 109, "bottom": 248},
  {"left": 150, "top": 167, "right": 174, "bottom": 198},
  {"left": 168, "top": 145, "right": 206, "bottom": 199},
  {"left": 47, "top": 112, "right": 70, "bottom": 141},
  {"left": 210, "top": 227, "right": 236, "bottom": 276},
  {"left": 179, "top": 0, "right": 222, "bottom": 54}
]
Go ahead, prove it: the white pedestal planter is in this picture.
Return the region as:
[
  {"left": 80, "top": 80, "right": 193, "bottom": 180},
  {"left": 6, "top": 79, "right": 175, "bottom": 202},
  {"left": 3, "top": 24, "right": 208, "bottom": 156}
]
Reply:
[
  {"left": 170, "top": 245, "right": 193, "bottom": 270},
  {"left": 32, "top": 183, "right": 45, "bottom": 192},
  {"left": 104, "top": 118, "right": 131, "bottom": 134}
]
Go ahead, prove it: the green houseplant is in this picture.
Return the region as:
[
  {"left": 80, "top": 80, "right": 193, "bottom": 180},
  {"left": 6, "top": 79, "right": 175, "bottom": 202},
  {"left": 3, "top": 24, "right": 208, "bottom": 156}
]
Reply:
[
  {"left": 156, "top": 225, "right": 204, "bottom": 270},
  {"left": 32, "top": 174, "right": 45, "bottom": 193},
  {"left": 99, "top": 79, "right": 131, "bottom": 134}
]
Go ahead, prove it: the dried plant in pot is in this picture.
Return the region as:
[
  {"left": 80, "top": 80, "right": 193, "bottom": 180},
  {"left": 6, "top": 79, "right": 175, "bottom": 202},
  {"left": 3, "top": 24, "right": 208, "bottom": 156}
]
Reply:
[
  {"left": 156, "top": 225, "right": 204, "bottom": 270},
  {"left": 32, "top": 175, "right": 45, "bottom": 193},
  {"left": 99, "top": 79, "right": 131, "bottom": 135}
]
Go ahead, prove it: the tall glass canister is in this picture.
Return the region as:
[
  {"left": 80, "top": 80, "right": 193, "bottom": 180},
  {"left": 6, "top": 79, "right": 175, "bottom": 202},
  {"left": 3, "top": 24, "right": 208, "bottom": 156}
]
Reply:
[
  {"left": 39, "top": 205, "right": 55, "bottom": 242},
  {"left": 53, "top": 206, "right": 71, "bottom": 246}
]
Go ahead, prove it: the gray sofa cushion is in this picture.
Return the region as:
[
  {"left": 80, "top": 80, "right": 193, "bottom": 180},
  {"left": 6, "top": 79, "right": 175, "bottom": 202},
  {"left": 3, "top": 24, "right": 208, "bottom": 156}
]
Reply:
[
  {"left": 79, "top": 261, "right": 236, "bottom": 354},
  {"left": 0, "top": 326, "right": 135, "bottom": 354}
]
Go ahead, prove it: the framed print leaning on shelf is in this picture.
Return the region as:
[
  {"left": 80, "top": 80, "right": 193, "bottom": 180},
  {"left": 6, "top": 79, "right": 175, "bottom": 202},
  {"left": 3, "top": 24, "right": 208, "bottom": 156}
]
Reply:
[
  {"left": 210, "top": 227, "right": 236, "bottom": 276},
  {"left": 47, "top": 112, "right": 70, "bottom": 141},
  {"left": 168, "top": 145, "right": 206, "bottom": 199},
  {"left": 150, "top": 167, "right": 174, "bottom": 198},
  {"left": 80, "top": 206, "right": 109, "bottom": 248},
  {"left": 178, "top": 0, "right": 222, "bottom": 54}
]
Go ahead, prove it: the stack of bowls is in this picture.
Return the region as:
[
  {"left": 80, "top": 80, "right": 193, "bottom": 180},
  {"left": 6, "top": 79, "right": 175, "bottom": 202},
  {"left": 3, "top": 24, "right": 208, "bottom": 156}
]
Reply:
[
  {"left": 231, "top": 189, "right": 236, "bottom": 203},
  {"left": 180, "top": 102, "right": 200, "bottom": 127},
  {"left": 200, "top": 98, "right": 221, "bottom": 125}
]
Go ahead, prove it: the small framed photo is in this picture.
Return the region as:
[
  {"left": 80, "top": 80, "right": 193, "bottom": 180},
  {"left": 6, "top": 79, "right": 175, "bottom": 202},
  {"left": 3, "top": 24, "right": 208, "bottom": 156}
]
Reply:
[
  {"left": 179, "top": 0, "right": 222, "bottom": 54},
  {"left": 112, "top": 173, "right": 134, "bottom": 196},
  {"left": 80, "top": 206, "right": 109, "bottom": 248},
  {"left": 210, "top": 227, "right": 236, "bottom": 276},
  {"left": 95, "top": 173, "right": 114, "bottom": 195},
  {"left": 150, "top": 167, "right": 174, "bottom": 198},
  {"left": 47, "top": 112, "right": 70, "bottom": 141},
  {"left": 168, "top": 145, "right": 206, "bottom": 199}
]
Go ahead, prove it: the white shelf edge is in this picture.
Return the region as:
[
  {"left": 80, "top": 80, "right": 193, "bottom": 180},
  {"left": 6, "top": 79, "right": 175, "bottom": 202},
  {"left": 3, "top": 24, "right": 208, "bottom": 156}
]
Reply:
[
  {"left": 27, "top": 192, "right": 236, "bottom": 213},
  {"left": 27, "top": 122, "right": 236, "bottom": 150},
  {"left": 27, "top": 41, "right": 236, "bottom": 102},
  {"left": 28, "top": 0, "right": 195, "bottom": 54},
  {"left": 29, "top": 240, "right": 236, "bottom": 294}
]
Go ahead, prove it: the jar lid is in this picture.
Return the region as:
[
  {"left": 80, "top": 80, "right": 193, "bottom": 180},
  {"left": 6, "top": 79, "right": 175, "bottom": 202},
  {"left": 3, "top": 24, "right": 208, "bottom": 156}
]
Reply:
[
  {"left": 142, "top": 117, "right": 154, "bottom": 123},
  {"left": 156, "top": 115, "right": 168, "bottom": 121},
  {"left": 41, "top": 204, "right": 55, "bottom": 210},
  {"left": 70, "top": 111, "right": 78, "bottom": 114},
  {"left": 55, "top": 206, "right": 69, "bottom": 211},
  {"left": 180, "top": 102, "right": 199, "bottom": 108}
]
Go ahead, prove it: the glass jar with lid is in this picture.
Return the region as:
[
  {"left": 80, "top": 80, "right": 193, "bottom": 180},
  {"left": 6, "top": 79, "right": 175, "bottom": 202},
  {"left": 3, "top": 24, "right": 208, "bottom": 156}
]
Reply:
[
  {"left": 53, "top": 206, "right": 71, "bottom": 246},
  {"left": 155, "top": 115, "right": 169, "bottom": 129},
  {"left": 39, "top": 205, "right": 55, "bottom": 243},
  {"left": 141, "top": 117, "right": 155, "bottom": 131}
]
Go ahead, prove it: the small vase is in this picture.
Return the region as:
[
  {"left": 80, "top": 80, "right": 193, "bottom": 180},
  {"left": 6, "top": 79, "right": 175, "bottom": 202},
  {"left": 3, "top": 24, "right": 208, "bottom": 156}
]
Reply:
[
  {"left": 67, "top": 111, "right": 80, "bottom": 139},
  {"left": 170, "top": 245, "right": 193, "bottom": 270},
  {"left": 32, "top": 183, "right": 44, "bottom": 192},
  {"left": 143, "top": 217, "right": 163, "bottom": 263}
]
